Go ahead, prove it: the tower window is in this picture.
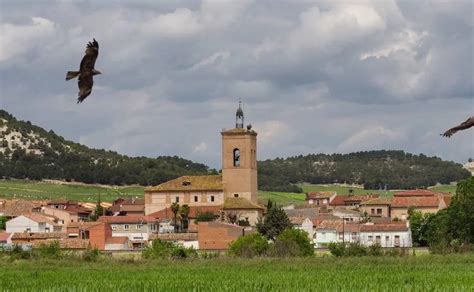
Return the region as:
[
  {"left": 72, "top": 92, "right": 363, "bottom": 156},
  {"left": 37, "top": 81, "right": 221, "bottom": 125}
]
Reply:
[
  {"left": 233, "top": 148, "right": 240, "bottom": 167},
  {"left": 194, "top": 196, "right": 198, "bottom": 202},
  {"left": 234, "top": 194, "right": 239, "bottom": 198},
  {"left": 175, "top": 197, "right": 179, "bottom": 203}
]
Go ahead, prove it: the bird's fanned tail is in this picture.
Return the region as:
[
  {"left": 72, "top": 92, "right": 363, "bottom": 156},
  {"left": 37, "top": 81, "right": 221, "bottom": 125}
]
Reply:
[{"left": 66, "top": 71, "right": 80, "bottom": 81}]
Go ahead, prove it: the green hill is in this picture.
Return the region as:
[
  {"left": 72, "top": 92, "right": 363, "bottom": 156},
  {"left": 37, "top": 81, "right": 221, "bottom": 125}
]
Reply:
[
  {"left": 258, "top": 151, "right": 470, "bottom": 191},
  {"left": 0, "top": 109, "right": 215, "bottom": 186}
]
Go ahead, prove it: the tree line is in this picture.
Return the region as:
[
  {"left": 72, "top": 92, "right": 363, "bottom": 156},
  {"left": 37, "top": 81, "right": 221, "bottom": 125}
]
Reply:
[{"left": 258, "top": 150, "right": 470, "bottom": 191}]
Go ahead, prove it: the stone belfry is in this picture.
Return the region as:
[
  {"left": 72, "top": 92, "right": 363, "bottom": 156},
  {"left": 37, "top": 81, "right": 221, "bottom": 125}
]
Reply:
[{"left": 221, "top": 102, "right": 258, "bottom": 203}]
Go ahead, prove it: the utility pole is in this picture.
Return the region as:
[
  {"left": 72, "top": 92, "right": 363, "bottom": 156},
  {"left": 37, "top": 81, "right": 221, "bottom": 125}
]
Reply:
[{"left": 342, "top": 217, "right": 345, "bottom": 245}]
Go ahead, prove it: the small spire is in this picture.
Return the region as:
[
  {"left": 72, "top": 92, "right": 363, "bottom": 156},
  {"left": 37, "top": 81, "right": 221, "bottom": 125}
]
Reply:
[{"left": 236, "top": 100, "right": 244, "bottom": 128}]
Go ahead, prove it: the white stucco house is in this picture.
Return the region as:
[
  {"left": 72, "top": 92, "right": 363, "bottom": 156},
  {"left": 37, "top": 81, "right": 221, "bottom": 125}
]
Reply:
[
  {"left": 6, "top": 214, "right": 62, "bottom": 233},
  {"left": 314, "top": 220, "right": 412, "bottom": 248}
]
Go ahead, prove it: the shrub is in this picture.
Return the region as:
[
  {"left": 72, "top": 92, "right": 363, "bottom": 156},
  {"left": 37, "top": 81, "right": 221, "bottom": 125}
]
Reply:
[
  {"left": 328, "top": 242, "right": 346, "bottom": 257},
  {"left": 345, "top": 242, "right": 368, "bottom": 257},
  {"left": 270, "top": 228, "right": 313, "bottom": 257},
  {"left": 82, "top": 247, "right": 100, "bottom": 262},
  {"left": 368, "top": 244, "right": 383, "bottom": 256},
  {"left": 35, "top": 241, "right": 62, "bottom": 259},
  {"left": 195, "top": 211, "right": 218, "bottom": 223},
  {"left": 200, "top": 251, "right": 220, "bottom": 259},
  {"left": 229, "top": 233, "right": 269, "bottom": 258},
  {"left": 142, "top": 239, "right": 196, "bottom": 259}
]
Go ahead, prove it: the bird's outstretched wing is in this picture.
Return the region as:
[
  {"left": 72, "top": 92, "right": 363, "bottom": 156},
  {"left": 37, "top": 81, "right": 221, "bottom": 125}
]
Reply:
[
  {"left": 80, "top": 38, "right": 99, "bottom": 71},
  {"left": 77, "top": 72, "right": 94, "bottom": 103},
  {"left": 441, "top": 117, "right": 474, "bottom": 138}
]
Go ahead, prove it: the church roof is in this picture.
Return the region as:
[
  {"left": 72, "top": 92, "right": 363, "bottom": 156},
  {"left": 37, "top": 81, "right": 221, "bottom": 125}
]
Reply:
[
  {"left": 145, "top": 175, "right": 223, "bottom": 192},
  {"left": 223, "top": 198, "right": 264, "bottom": 210}
]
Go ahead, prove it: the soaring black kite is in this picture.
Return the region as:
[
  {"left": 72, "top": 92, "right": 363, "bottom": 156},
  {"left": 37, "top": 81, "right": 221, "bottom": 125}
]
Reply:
[
  {"left": 66, "top": 39, "right": 101, "bottom": 103},
  {"left": 441, "top": 116, "right": 474, "bottom": 138}
]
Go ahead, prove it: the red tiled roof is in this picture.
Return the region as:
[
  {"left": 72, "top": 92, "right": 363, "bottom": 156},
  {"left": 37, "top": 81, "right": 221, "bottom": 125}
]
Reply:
[
  {"left": 306, "top": 191, "right": 336, "bottom": 200},
  {"left": 442, "top": 195, "right": 452, "bottom": 207},
  {"left": 0, "top": 232, "right": 11, "bottom": 242},
  {"left": 59, "top": 238, "right": 90, "bottom": 249},
  {"left": 11, "top": 232, "right": 67, "bottom": 240},
  {"left": 148, "top": 206, "right": 223, "bottom": 220},
  {"left": 360, "top": 223, "right": 408, "bottom": 232},
  {"left": 316, "top": 220, "right": 360, "bottom": 232},
  {"left": 361, "top": 198, "right": 392, "bottom": 205},
  {"left": 98, "top": 215, "right": 157, "bottom": 224},
  {"left": 23, "top": 213, "right": 60, "bottom": 226},
  {"left": 391, "top": 197, "right": 440, "bottom": 208},
  {"left": 106, "top": 236, "right": 129, "bottom": 244},
  {"left": 394, "top": 189, "right": 438, "bottom": 197},
  {"left": 329, "top": 194, "right": 379, "bottom": 206}
]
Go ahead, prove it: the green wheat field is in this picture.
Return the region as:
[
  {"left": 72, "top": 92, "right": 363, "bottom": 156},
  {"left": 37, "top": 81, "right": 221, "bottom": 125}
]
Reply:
[{"left": 0, "top": 254, "right": 473, "bottom": 291}]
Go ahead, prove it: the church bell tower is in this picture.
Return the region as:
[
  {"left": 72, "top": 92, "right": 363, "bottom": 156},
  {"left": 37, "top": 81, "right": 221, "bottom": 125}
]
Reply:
[{"left": 221, "top": 102, "right": 258, "bottom": 203}]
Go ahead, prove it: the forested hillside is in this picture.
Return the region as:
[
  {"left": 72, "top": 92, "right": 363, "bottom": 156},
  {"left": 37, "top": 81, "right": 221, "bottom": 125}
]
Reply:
[
  {"left": 258, "top": 151, "right": 470, "bottom": 192},
  {"left": 0, "top": 110, "right": 214, "bottom": 185}
]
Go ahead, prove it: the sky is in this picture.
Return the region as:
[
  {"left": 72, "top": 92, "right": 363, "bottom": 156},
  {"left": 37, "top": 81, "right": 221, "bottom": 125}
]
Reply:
[{"left": 0, "top": 0, "right": 472, "bottom": 169}]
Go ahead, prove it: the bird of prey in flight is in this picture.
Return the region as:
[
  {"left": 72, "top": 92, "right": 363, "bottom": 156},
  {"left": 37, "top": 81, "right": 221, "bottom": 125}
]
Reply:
[
  {"left": 66, "top": 39, "right": 101, "bottom": 103},
  {"left": 441, "top": 116, "right": 474, "bottom": 138}
]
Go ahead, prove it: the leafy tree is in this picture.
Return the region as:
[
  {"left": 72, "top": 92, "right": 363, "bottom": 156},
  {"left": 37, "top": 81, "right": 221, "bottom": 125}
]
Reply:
[
  {"left": 179, "top": 204, "right": 190, "bottom": 231},
  {"left": 408, "top": 208, "right": 434, "bottom": 247},
  {"left": 256, "top": 201, "right": 292, "bottom": 240},
  {"left": 270, "top": 228, "right": 313, "bottom": 257},
  {"left": 229, "top": 233, "right": 269, "bottom": 258},
  {"left": 447, "top": 177, "right": 474, "bottom": 243},
  {"left": 171, "top": 202, "right": 180, "bottom": 232},
  {"left": 195, "top": 211, "right": 218, "bottom": 223}
]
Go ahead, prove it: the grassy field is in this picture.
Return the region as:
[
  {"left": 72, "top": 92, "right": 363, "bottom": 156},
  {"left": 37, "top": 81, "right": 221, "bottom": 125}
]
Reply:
[
  {"left": 0, "top": 179, "right": 144, "bottom": 202},
  {"left": 0, "top": 179, "right": 458, "bottom": 205},
  {"left": 0, "top": 255, "right": 473, "bottom": 291}
]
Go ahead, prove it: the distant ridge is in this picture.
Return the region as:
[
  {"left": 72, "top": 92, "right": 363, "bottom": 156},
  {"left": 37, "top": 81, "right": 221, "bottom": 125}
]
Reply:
[
  {"left": 0, "top": 109, "right": 215, "bottom": 186},
  {"left": 258, "top": 151, "right": 470, "bottom": 192}
]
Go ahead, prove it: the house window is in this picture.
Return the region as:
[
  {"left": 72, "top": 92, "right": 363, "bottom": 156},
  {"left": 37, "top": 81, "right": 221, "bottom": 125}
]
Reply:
[
  {"left": 112, "top": 225, "right": 118, "bottom": 231},
  {"left": 234, "top": 194, "right": 239, "bottom": 198},
  {"left": 194, "top": 196, "right": 198, "bottom": 202},
  {"left": 26, "top": 228, "right": 31, "bottom": 232},
  {"left": 394, "top": 235, "right": 400, "bottom": 247},
  {"left": 376, "top": 236, "right": 381, "bottom": 244},
  {"left": 377, "top": 208, "right": 382, "bottom": 215},
  {"left": 136, "top": 224, "right": 141, "bottom": 230},
  {"left": 175, "top": 197, "right": 179, "bottom": 203},
  {"left": 368, "top": 235, "right": 373, "bottom": 242},
  {"left": 351, "top": 232, "right": 357, "bottom": 240},
  {"left": 210, "top": 196, "right": 215, "bottom": 202},
  {"left": 371, "top": 208, "right": 375, "bottom": 214},
  {"left": 385, "top": 236, "right": 390, "bottom": 242},
  {"left": 45, "top": 227, "right": 50, "bottom": 233},
  {"left": 124, "top": 224, "right": 129, "bottom": 231},
  {"left": 233, "top": 149, "right": 240, "bottom": 167}
]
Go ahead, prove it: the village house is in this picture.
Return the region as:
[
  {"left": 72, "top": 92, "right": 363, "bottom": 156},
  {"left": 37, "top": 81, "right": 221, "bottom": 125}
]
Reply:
[
  {"left": 305, "top": 191, "right": 336, "bottom": 206},
  {"left": 329, "top": 194, "right": 380, "bottom": 209},
  {"left": 6, "top": 213, "right": 63, "bottom": 233},
  {"left": 10, "top": 232, "right": 67, "bottom": 246},
  {"left": 66, "top": 221, "right": 129, "bottom": 251},
  {"left": 109, "top": 198, "right": 145, "bottom": 216},
  {"left": 360, "top": 198, "right": 392, "bottom": 218},
  {"left": 314, "top": 220, "right": 412, "bottom": 248},
  {"left": 144, "top": 104, "right": 264, "bottom": 225},
  {"left": 150, "top": 232, "right": 199, "bottom": 249},
  {"left": 97, "top": 215, "right": 158, "bottom": 248},
  {"left": 359, "top": 222, "right": 412, "bottom": 248},
  {"left": 197, "top": 221, "right": 248, "bottom": 250},
  {"left": 0, "top": 199, "right": 45, "bottom": 219},
  {"left": 38, "top": 206, "right": 79, "bottom": 224}
]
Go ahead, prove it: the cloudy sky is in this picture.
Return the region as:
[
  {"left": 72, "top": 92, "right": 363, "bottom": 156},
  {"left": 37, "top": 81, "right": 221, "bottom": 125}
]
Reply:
[{"left": 0, "top": 0, "right": 472, "bottom": 168}]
